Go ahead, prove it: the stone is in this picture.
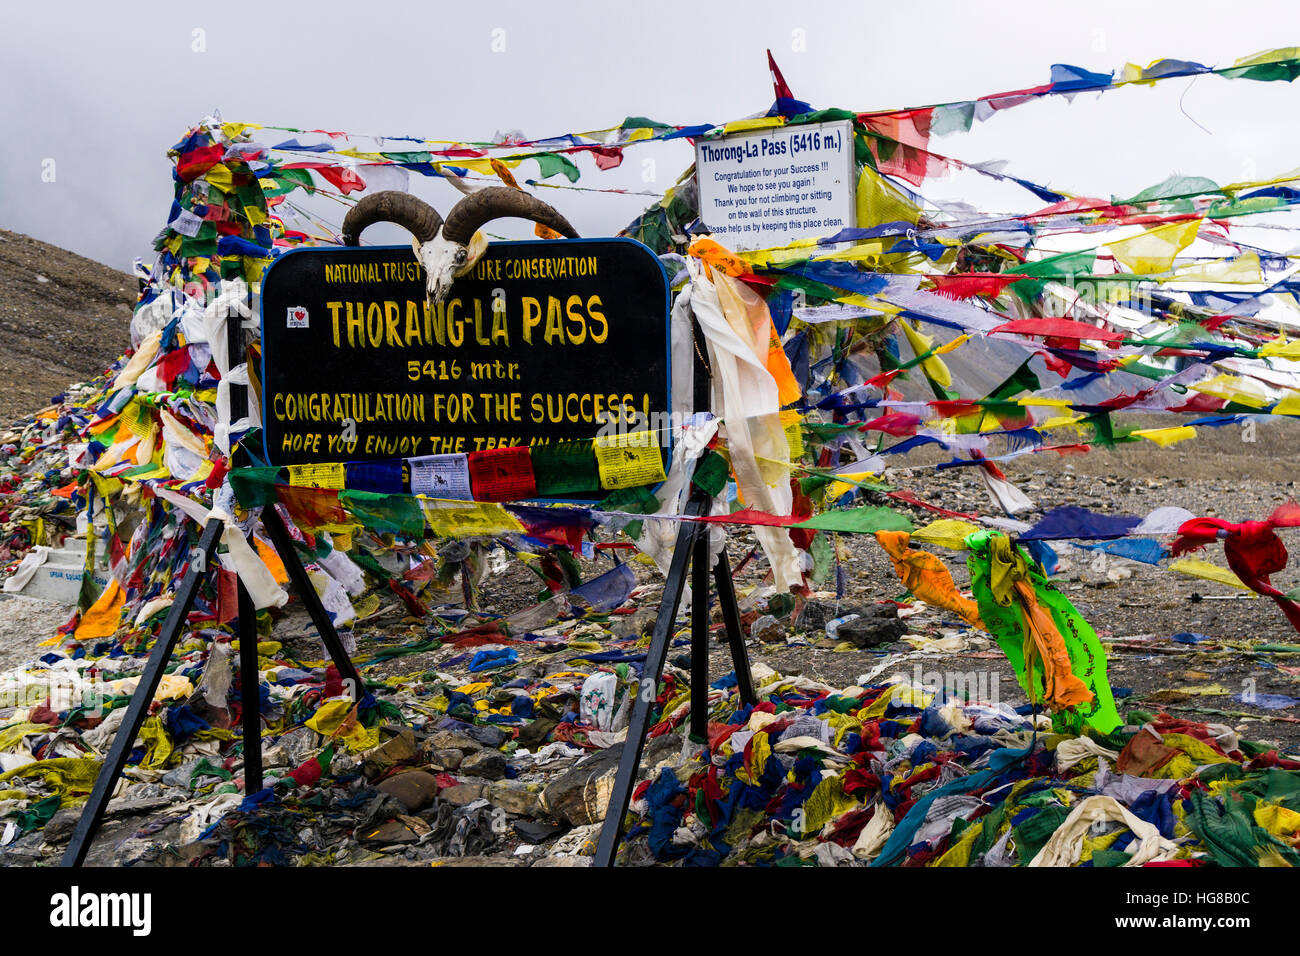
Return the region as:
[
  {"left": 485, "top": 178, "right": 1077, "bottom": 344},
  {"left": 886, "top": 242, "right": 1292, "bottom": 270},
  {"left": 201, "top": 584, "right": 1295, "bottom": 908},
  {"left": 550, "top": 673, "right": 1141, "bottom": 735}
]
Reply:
[
  {"left": 357, "top": 818, "right": 422, "bottom": 847},
  {"left": 486, "top": 780, "right": 540, "bottom": 816},
  {"left": 539, "top": 747, "right": 621, "bottom": 826},
  {"left": 461, "top": 724, "right": 508, "bottom": 749},
  {"left": 375, "top": 770, "right": 439, "bottom": 812},
  {"left": 794, "top": 599, "right": 838, "bottom": 632},
  {"left": 42, "top": 807, "right": 80, "bottom": 844},
  {"left": 439, "top": 783, "right": 486, "bottom": 806},
  {"left": 532, "top": 855, "right": 593, "bottom": 867},
  {"left": 426, "top": 729, "right": 483, "bottom": 753},
  {"left": 514, "top": 818, "right": 567, "bottom": 843},
  {"left": 361, "top": 728, "right": 418, "bottom": 777},
  {"left": 427, "top": 748, "right": 464, "bottom": 771},
  {"left": 460, "top": 749, "right": 507, "bottom": 781},
  {"left": 836, "top": 606, "right": 906, "bottom": 648},
  {"left": 424, "top": 854, "right": 522, "bottom": 867},
  {"left": 750, "top": 614, "right": 784, "bottom": 642}
]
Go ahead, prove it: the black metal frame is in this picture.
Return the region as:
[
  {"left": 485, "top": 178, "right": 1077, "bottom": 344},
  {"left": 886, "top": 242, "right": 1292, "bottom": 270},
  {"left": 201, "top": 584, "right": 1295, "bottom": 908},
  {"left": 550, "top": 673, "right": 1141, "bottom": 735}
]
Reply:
[
  {"left": 593, "top": 322, "right": 758, "bottom": 867},
  {"left": 62, "top": 300, "right": 755, "bottom": 868},
  {"left": 61, "top": 309, "right": 363, "bottom": 868}
]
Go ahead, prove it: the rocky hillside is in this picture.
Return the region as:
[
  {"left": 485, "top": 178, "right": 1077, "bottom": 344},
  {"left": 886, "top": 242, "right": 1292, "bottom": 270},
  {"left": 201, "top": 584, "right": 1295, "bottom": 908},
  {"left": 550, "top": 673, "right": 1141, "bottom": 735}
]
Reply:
[{"left": 0, "top": 229, "right": 134, "bottom": 421}]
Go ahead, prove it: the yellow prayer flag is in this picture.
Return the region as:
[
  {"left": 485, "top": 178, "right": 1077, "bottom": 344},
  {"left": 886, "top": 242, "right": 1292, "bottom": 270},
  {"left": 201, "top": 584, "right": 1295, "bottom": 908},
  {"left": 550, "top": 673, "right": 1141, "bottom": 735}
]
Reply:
[
  {"left": 288, "top": 463, "right": 346, "bottom": 490},
  {"left": 912, "top": 518, "right": 982, "bottom": 551},
  {"left": 1131, "top": 426, "right": 1197, "bottom": 447},
  {"left": 780, "top": 409, "right": 804, "bottom": 459},
  {"left": 418, "top": 499, "right": 525, "bottom": 538},
  {"left": 1169, "top": 558, "right": 1254, "bottom": 592},
  {"left": 721, "top": 117, "right": 785, "bottom": 134},
  {"left": 899, "top": 318, "right": 952, "bottom": 388},
  {"left": 594, "top": 431, "right": 667, "bottom": 490},
  {"left": 1106, "top": 219, "right": 1199, "bottom": 275}
]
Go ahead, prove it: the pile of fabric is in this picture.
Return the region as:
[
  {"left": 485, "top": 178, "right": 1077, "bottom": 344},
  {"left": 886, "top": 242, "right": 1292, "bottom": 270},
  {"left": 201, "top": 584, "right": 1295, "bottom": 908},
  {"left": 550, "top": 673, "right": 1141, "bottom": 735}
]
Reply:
[{"left": 616, "top": 672, "right": 1300, "bottom": 867}]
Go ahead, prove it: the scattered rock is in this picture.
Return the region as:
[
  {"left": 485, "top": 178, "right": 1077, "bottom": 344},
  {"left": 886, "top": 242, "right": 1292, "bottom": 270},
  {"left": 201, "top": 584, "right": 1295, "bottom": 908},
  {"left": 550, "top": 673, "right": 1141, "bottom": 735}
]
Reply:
[
  {"left": 486, "top": 780, "right": 540, "bottom": 816},
  {"left": 836, "top": 606, "right": 906, "bottom": 648},
  {"left": 750, "top": 614, "right": 784, "bottom": 642},
  {"left": 540, "top": 747, "right": 621, "bottom": 826},
  {"left": 427, "top": 748, "right": 464, "bottom": 771},
  {"left": 362, "top": 728, "right": 418, "bottom": 777},
  {"left": 461, "top": 725, "right": 508, "bottom": 749},
  {"left": 460, "top": 749, "right": 507, "bottom": 781},
  {"left": 426, "top": 730, "right": 483, "bottom": 753},
  {"left": 375, "top": 770, "right": 439, "bottom": 812},
  {"left": 42, "top": 808, "right": 80, "bottom": 845},
  {"left": 514, "top": 818, "right": 567, "bottom": 843},
  {"left": 795, "top": 600, "right": 838, "bottom": 632},
  {"left": 357, "top": 818, "right": 422, "bottom": 847},
  {"left": 439, "top": 783, "right": 487, "bottom": 806}
]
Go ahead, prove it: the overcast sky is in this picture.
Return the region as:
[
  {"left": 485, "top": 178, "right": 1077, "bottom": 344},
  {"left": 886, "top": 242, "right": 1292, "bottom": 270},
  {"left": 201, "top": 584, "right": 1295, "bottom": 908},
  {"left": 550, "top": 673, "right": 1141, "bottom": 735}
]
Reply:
[{"left": 3, "top": 0, "right": 1300, "bottom": 271}]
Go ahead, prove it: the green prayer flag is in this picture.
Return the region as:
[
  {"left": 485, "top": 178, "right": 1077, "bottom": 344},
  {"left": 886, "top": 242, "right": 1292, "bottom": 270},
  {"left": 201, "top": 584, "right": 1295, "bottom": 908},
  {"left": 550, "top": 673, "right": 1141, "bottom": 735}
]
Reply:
[
  {"left": 985, "top": 358, "right": 1041, "bottom": 402},
  {"left": 790, "top": 505, "right": 912, "bottom": 534},
  {"left": 530, "top": 440, "right": 599, "bottom": 496},
  {"left": 339, "top": 490, "right": 425, "bottom": 536},
  {"left": 229, "top": 467, "right": 283, "bottom": 507},
  {"left": 691, "top": 451, "right": 730, "bottom": 496},
  {"left": 532, "top": 153, "right": 580, "bottom": 183},
  {"left": 966, "top": 530, "right": 1120, "bottom": 734}
]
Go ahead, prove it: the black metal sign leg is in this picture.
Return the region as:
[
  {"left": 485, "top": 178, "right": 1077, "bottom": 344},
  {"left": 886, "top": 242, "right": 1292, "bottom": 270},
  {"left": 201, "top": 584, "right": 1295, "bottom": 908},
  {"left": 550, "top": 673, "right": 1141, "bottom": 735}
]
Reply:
[
  {"left": 61, "top": 517, "right": 224, "bottom": 867},
  {"left": 237, "top": 578, "right": 263, "bottom": 794},
  {"left": 712, "top": 552, "right": 758, "bottom": 707},
  {"left": 593, "top": 497, "right": 706, "bottom": 867},
  {"left": 258, "top": 504, "right": 364, "bottom": 699},
  {"left": 689, "top": 513, "right": 711, "bottom": 743}
]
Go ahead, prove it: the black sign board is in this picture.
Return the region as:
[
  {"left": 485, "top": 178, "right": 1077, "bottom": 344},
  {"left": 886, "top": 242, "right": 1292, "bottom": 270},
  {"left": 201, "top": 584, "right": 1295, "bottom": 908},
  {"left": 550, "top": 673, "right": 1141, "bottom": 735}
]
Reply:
[{"left": 259, "top": 238, "right": 671, "bottom": 467}]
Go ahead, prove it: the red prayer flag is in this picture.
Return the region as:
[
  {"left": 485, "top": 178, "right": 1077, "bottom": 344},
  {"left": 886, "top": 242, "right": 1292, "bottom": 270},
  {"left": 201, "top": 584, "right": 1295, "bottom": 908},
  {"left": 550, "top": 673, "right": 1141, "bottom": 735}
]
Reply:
[
  {"left": 767, "top": 49, "right": 795, "bottom": 101},
  {"left": 467, "top": 446, "right": 536, "bottom": 502},
  {"left": 989, "top": 317, "right": 1126, "bottom": 345}
]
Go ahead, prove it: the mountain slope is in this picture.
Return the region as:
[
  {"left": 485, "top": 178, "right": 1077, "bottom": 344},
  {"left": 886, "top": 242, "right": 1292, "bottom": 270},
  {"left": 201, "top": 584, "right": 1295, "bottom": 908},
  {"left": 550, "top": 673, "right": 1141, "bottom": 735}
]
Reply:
[{"left": 0, "top": 228, "right": 134, "bottom": 421}]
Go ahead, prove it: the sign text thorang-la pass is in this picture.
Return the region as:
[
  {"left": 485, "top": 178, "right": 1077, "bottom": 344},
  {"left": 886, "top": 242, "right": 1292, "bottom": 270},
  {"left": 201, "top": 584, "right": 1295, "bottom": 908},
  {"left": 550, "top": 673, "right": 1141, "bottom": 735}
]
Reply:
[{"left": 259, "top": 238, "right": 670, "bottom": 466}]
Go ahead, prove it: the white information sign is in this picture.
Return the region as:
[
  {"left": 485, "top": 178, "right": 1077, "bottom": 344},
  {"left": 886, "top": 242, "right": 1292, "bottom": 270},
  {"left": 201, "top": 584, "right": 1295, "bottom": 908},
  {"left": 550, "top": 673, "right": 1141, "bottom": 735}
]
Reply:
[{"left": 694, "top": 120, "right": 856, "bottom": 251}]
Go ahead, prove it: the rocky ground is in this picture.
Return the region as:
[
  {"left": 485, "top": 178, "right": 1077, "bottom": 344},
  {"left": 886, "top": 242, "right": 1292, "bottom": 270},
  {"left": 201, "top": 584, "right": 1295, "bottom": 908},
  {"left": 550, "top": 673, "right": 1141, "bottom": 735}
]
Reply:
[{"left": 0, "top": 412, "right": 1296, "bottom": 867}]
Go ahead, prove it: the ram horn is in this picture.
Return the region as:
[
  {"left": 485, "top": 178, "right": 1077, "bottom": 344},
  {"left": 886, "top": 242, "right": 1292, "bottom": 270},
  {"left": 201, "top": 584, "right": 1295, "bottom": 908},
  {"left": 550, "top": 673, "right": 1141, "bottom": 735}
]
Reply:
[
  {"left": 440, "top": 187, "right": 579, "bottom": 245},
  {"left": 341, "top": 191, "right": 444, "bottom": 246}
]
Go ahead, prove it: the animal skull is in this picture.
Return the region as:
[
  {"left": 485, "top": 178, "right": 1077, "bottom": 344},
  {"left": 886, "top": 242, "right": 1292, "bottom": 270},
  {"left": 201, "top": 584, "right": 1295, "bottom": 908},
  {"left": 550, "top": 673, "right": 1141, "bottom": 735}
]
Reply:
[
  {"left": 341, "top": 186, "right": 579, "bottom": 303},
  {"left": 413, "top": 229, "right": 488, "bottom": 303}
]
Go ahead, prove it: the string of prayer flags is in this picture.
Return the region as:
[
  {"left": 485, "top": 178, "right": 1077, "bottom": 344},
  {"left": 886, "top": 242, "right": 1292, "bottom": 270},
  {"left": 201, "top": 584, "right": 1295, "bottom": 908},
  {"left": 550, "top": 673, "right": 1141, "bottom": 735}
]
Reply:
[
  {"left": 344, "top": 460, "right": 404, "bottom": 496},
  {"left": 874, "top": 530, "right": 984, "bottom": 628},
  {"left": 338, "top": 490, "right": 425, "bottom": 538},
  {"left": 506, "top": 505, "right": 595, "bottom": 550},
  {"left": 568, "top": 562, "right": 637, "bottom": 613},
  {"left": 790, "top": 504, "right": 914, "bottom": 534},
  {"left": 1019, "top": 506, "right": 1143, "bottom": 541},
  {"left": 276, "top": 485, "right": 352, "bottom": 532},
  {"left": 691, "top": 450, "right": 731, "bottom": 497},
  {"left": 1171, "top": 504, "right": 1300, "bottom": 632}
]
